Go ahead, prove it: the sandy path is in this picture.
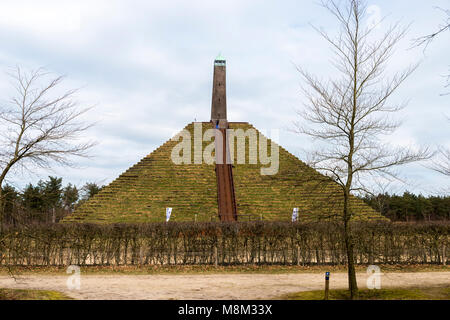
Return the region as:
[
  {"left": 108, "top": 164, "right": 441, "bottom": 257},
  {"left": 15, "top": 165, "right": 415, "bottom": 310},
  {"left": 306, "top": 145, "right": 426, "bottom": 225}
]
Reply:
[{"left": 0, "top": 272, "right": 449, "bottom": 300}]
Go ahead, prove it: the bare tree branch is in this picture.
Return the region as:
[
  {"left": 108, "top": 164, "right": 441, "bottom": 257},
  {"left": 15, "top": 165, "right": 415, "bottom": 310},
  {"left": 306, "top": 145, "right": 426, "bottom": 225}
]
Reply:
[
  {"left": 411, "top": 6, "right": 450, "bottom": 94},
  {"left": 428, "top": 145, "right": 450, "bottom": 177},
  {"left": 412, "top": 7, "right": 450, "bottom": 50}
]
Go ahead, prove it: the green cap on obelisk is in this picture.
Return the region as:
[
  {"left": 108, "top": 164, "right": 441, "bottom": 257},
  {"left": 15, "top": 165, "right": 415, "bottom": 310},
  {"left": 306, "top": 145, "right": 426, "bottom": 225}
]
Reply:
[
  {"left": 214, "top": 53, "right": 226, "bottom": 66},
  {"left": 211, "top": 52, "right": 227, "bottom": 121}
]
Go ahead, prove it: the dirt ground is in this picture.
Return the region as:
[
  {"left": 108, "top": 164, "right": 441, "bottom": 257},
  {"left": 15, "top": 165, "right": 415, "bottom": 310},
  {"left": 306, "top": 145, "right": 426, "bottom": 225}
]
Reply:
[{"left": 0, "top": 271, "right": 449, "bottom": 300}]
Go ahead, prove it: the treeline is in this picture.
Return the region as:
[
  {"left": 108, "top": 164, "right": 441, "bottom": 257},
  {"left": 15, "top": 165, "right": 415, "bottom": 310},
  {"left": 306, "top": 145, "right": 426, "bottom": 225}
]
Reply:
[
  {"left": 0, "top": 221, "right": 447, "bottom": 266},
  {"left": 362, "top": 192, "right": 450, "bottom": 222},
  {"left": 1, "top": 176, "right": 103, "bottom": 225}
]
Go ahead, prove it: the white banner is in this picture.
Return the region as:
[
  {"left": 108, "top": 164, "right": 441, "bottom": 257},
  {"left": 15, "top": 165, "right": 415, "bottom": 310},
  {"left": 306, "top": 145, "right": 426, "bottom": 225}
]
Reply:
[
  {"left": 166, "top": 207, "right": 172, "bottom": 222},
  {"left": 292, "top": 207, "right": 299, "bottom": 222}
]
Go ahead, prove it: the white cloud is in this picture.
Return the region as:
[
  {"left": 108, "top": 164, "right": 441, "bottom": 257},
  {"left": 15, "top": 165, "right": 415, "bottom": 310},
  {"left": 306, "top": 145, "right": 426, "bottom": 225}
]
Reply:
[{"left": 0, "top": 0, "right": 81, "bottom": 33}]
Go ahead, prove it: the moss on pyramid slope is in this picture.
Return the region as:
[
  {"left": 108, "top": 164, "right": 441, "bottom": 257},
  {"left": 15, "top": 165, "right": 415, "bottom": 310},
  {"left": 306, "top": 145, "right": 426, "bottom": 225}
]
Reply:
[
  {"left": 64, "top": 123, "right": 218, "bottom": 223},
  {"left": 63, "top": 122, "right": 383, "bottom": 223},
  {"left": 228, "top": 123, "right": 381, "bottom": 221}
]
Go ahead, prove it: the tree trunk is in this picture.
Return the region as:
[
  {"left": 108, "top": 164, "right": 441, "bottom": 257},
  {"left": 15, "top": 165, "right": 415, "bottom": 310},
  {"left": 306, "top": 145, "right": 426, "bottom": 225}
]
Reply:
[
  {"left": 52, "top": 207, "right": 56, "bottom": 224},
  {"left": 344, "top": 223, "right": 358, "bottom": 299},
  {"left": 442, "top": 244, "right": 446, "bottom": 266},
  {"left": 343, "top": 192, "right": 358, "bottom": 299}
]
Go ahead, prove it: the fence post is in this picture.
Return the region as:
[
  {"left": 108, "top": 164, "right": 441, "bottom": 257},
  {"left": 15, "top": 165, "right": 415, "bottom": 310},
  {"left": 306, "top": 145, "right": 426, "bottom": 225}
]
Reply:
[
  {"left": 297, "top": 245, "right": 300, "bottom": 266},
  {"left": 324, "top": 271, "right": 330, "bottom": 300}
]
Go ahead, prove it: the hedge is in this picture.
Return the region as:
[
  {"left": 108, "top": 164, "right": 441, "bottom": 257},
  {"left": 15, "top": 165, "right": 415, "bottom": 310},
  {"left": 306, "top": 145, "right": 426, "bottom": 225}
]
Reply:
[{"left": 0, "top": 221, "right": 448, "bottom": 266}]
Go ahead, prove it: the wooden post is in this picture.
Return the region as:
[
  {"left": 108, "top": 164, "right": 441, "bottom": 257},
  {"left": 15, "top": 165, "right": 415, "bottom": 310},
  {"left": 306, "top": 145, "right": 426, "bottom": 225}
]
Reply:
[
  {"left": 324, "top": 272, "right": 330, "bottom": 300},
  {"left": 214, "top": 245, "right": 218, "bottom": 267},
  {"left": 297, "top": 246, "right": 300, "bottom": 266},
  {"left": 195, "top": 214, "right": 197, "bottom": 222}
]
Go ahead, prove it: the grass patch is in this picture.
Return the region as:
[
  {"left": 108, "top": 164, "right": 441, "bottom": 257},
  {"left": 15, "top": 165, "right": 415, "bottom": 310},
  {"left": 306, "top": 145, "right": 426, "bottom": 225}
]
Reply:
[
  {"left": 0, "top": 264, "right": 448, "bottom": 276},
  {"left": 0, "top": 288, "right": 73, "bottom": 300},
  {"left": 282, "top": 286, "right": 450, "bottom": 300}
]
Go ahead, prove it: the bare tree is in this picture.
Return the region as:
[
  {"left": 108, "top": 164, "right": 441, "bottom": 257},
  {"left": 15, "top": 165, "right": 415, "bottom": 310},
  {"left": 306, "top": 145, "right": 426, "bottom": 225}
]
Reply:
[
  {"left": 294, "top": 0, "right": 430, "bottom": 299},
  {"left": 0, "top": 66, "right": 95, "bottom": 229}
]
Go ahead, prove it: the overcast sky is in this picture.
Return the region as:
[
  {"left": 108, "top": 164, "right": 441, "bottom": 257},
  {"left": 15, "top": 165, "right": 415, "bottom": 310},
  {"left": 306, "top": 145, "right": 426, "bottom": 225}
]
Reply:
[{"left": 0, "top": 0, "right": 448, "bottom": 195}]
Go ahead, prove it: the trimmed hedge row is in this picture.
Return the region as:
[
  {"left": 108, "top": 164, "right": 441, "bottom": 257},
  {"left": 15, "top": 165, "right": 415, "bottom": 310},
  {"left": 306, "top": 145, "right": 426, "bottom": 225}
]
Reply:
[{"left": 0, "top": 221, "right": 448, "bottom": 266}]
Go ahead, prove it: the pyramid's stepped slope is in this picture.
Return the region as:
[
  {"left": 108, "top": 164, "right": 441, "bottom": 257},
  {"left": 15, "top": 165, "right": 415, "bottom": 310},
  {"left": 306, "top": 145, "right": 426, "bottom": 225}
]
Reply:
[
  {"left": 63, "top": 122, "right": 383, "bottom": 223},
  {"left": 64, "top": 123, "right": 218, "bottom": 223},
  {"left": 228, "top": 123, "right": 380, "bottom": 221}
]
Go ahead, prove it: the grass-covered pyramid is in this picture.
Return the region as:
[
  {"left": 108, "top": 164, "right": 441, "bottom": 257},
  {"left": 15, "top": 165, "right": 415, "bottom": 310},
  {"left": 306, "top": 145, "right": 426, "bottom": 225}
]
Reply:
[{"left": 63, "top": 122, "right": 383, "bottom": 223}]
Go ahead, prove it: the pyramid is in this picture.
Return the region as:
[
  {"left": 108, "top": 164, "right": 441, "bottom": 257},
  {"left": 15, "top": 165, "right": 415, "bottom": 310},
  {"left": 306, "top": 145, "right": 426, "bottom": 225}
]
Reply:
[
  {"left": 63, "top": 55, "right": 383, "bottom": 223},
  {"left": 63, "top": 121, "right": 382, "bottom": 223}
]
